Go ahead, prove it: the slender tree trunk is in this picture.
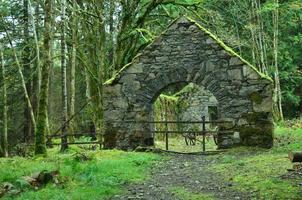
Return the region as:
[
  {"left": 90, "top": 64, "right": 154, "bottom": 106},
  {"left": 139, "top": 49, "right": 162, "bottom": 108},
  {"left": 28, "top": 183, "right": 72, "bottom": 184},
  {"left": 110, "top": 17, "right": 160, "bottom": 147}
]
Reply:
[
  {"left": 108, "top": 0, "right": 115, "bottom": 78},
  {"left": 31, "top": 2, "right": 40, "bottom": 136},
  {"left": 248, "top": 1, "right": 257, "bottom": 66},
  {"left": 60, "top": 0, "right": 68, "bottom": 151},
  {"left": 273, "top": 0, "right": 283, "bottom": 120},
  {"left": 255, "top": 0, "right": 267, "bottom": 74},
  {"left": 4, "top": 26, "right": 36, "bottom": 132},
  {"left": 69, "top": 0, "right": 77, "bottom": 140},
  {"left": 0, "top": 47, "right": 8, "bottom": 157},
  {"left": 23, "top": 0, "right": 32, "bottom": 143},
  {"left": 35, "top": 0, "right": 53, "bottom": 155},
  {"left": 48, "top": 0, "right": 55, "bottom": 137},
  {"left": 95, "top": 0, "right": 105, "bottom": 148},
  {"left": 32, "top": 1, "right": 42, "bottom": 109}
]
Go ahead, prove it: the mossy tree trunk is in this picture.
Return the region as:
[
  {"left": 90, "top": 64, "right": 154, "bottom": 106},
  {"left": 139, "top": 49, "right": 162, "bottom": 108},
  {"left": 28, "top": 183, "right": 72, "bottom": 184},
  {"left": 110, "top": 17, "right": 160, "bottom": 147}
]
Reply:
[
  {"left": 68, "top": 0, "right": 77, "bottom": 142},
  {"left": 35, "top": 0, "right": 53, "bottom": 155},
  {"left": 23, "top": 0, "right": 33, "bottom": 143},
  {"left": 272, "top": 0, "right": 283, "bottom": 121},
  {"left": 60, "top": 0, "right": 68, "bottom": 151},
  {"left": 94, "top": 0, "right": 105, "bottom": 148},
  {"left": 0, "top": 47, "right": 8, "bottom": 157}
]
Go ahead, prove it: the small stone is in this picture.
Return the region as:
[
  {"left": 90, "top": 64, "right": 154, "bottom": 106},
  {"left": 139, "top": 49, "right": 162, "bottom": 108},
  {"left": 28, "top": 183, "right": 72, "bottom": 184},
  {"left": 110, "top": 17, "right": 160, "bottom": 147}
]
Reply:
[{"left": 229, "top": 57, "right": 242, "bottom": 65}]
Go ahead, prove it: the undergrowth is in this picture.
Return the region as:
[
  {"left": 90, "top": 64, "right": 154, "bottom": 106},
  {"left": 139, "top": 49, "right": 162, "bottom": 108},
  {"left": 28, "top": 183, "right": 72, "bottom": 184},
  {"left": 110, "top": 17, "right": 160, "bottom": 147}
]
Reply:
[{"left": 0, "top": 147, "right": 160, "bottom": 200}]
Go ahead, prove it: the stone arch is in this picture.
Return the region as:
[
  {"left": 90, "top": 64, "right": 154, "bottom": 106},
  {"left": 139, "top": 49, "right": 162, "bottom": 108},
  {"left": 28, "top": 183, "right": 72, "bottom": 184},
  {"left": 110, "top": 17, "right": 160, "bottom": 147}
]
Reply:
[{"left": 103, "top": 17, "right": 273, "bottom": 150}]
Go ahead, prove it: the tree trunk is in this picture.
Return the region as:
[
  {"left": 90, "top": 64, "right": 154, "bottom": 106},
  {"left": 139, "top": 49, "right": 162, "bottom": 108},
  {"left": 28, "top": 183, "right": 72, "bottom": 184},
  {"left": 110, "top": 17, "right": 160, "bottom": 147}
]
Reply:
[
  {"left": 35, "top": 0, "right": 53, "bottom": 155},
  {"left": 95, "top": 0, "right": 105, "bottom": 148},
  {"left": 69, "top": 0, "right": 77, "bottom": 141},
  {"left": 4, "top": 25, "right": 36, "bottom": 133},
  {"left": 0, "top": 47, "right": 8, "bottom": 157},
  {"left": 23, "top": 0, "right": 32, "bottom": 143},
  {"left": 48, "top": 0, "right": 55, "bottom": 138},
  {"left": 255, "top": 0, "right": 267, "bottom": 74},
  {"left": 60, "top": 0, "right": 68, "bottom": 151},
  {"left": 273, "top": 0, "right": 283, "bottom": 121},
  {"left": 108, "top": 0, "right": 115, "bottom": 78},
  {"left": 31, "top": 2, "right": 40, "bottom": 136}
]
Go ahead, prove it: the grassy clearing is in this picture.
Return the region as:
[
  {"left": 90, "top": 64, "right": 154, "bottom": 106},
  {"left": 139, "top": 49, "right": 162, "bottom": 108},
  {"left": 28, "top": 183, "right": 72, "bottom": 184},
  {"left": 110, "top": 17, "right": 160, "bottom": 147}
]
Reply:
[
  {"left": 169, "top": 186, "right": 214, "bottom": 200},
  {"left": 155, "top": 135, "right": 217, "bottom": 152},
  {"left": 209, "top": 126, "right": 302, "bottom": 199},
  {"left": 0, "top": 147, "right": 160, "bottom": 200}
]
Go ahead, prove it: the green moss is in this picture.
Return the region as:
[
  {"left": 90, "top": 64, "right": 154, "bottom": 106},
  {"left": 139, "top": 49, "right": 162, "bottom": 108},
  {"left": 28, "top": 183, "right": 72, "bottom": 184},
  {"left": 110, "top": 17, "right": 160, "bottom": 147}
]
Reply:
[
  {"left": 185, "top": 16, "right": 273, "bottom": 82},
  {"left": 159, "top": 94, "right": 179, "bottom": 102},
  {"left": 236, "top": 112, "right": 274, "bottom": 147},
  {"left": 236, "top": 125, "right": 273, "bottom": 148},
  {"left": 249, "top": 92, "right": 263, "bottom": 104},
  {"left": 103, "top": 55, "right": 141, "bottom": 85},
  {"left": 104, "top": 16, "right": 273, "bottom": 86},
  {"left": 242, "top": 112, "right": 270, "bottom": 124},
  {"left": 103, "top": 17, "right": 181, "bottom": 86}
]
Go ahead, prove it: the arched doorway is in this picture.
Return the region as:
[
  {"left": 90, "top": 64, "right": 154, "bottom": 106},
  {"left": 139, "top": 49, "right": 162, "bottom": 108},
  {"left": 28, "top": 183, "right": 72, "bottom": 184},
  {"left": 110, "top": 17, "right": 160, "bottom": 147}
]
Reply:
[{"left": 152, "top": 82, "right": 220, "bottom": 152}]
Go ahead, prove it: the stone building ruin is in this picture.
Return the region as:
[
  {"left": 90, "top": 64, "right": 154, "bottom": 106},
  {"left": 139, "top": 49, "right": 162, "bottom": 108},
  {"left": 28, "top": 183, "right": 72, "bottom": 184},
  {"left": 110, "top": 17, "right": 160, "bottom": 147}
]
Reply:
[{"left": 103, "top": 16, "right": 274, "bottom": 150}]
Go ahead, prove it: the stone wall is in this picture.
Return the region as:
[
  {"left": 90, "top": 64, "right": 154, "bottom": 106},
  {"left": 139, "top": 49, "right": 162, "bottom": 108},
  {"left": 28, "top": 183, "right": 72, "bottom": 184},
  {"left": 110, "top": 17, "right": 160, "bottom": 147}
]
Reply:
[
  {"left": 176, "top": 83, "right": 218, "bottom": 121},
  {"left": 103, "top": 17, "right": 274, "bottom": 150}
]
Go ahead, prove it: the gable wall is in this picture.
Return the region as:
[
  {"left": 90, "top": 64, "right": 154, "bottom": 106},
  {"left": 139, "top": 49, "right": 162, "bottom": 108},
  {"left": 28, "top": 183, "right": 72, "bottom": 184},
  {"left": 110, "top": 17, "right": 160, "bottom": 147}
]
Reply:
[{"left": 103, "top": 18, "right": 273, "bottom": 150}]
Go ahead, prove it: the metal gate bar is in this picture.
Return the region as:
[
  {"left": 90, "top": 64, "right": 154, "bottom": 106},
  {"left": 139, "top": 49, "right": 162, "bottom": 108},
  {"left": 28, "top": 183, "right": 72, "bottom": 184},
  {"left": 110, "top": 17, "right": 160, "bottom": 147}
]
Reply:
[{"left": 119, "top": 116, "right": 233, "bottom": 152}]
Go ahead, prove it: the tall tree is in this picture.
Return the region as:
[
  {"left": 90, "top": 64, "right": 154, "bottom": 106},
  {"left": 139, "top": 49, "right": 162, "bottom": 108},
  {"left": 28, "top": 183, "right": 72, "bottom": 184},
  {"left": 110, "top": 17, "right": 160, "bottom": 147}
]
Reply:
[
  {"left": 23, "top": 0, "right": 32, "bottom": 142},
  {"left": 0, "top": 46, "right": 8, "bottom": 157},
  {"left": 60, "top": 0, "right": 68, "bottom": 151},
  {"left": 69, "top": 0, "right": 77, "bottom": 139},
  {"left": 35, "top": 0, "right": 53, "bottom": 155},
  {"left": 273, "top": 0, "right": 283, "bottom": 120}
]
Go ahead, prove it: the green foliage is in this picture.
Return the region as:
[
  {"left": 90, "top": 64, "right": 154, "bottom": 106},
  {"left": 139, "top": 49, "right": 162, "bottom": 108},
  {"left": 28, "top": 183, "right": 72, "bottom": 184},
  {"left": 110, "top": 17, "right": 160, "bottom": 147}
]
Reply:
[{"left": 0, "top": 148, "right": 160, "bottom": 199}]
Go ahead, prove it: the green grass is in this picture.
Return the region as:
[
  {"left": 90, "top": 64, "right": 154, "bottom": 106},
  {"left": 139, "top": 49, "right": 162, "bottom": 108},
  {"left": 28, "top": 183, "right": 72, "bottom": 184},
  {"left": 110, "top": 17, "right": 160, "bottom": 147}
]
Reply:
[
  {"left": 155, "top": 135, "right": 217, "bottom": 152},
  {"left": 0, "top": 147, "right": 160, "bottom": 200},
  {"left": 169, "top": 186, "right": 214, "bottom": 200},
  {"left": 209, "top": 126, "right": 302, "bottom": 200}
]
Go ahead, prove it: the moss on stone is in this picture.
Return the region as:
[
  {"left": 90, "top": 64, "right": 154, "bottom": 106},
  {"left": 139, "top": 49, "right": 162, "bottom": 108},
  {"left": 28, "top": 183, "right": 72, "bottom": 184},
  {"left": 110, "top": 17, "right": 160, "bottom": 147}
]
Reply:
[
  {"left": 159, "top": 94, "right": 179, "bottom": 102},
  {"left": 242, "top": 112, "right": 270, "bottom": 124},
  {"left": 185, "top": 16, "right": 273, "bottom": 82},
  {"left": 236, "top": 125, "right": 274, "bottom": 148},
  {"left": 249, "top": 91, "right": 263, "bottom": 104},
  {"left": 236, "top": 112, "right": 274, "bottom": 148},
  {"left": 104, "top": 54, "right": 142, "bottom": 85},
  {"left": 103, "top": 18, "right": 182, "bottom": 86},
  {"left": 104, "top": 16, "right": 273, "bottom": 86}
]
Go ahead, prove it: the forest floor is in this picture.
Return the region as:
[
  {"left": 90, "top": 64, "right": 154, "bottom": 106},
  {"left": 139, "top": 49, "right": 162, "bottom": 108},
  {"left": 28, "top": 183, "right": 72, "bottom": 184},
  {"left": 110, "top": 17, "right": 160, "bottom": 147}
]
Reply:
[
  {"left": 0, "top": 126, "right": 302, "bottom": 200},
  {"left": 111, "top": 126, "right": 302, "bottom": 200}
]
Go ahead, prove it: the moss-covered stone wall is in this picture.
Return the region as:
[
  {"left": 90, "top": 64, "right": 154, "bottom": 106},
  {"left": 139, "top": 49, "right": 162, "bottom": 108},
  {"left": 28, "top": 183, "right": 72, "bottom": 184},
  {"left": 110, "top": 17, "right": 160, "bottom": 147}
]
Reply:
[{"left": 103, "top": 17, "right": 274, "bottom": 150}]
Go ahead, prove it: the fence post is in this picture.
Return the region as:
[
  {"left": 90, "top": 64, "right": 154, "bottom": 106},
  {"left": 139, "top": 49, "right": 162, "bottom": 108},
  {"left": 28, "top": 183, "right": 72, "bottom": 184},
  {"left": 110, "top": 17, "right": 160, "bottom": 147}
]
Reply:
[
  {"left": 165, "top": 121, "right": 169, "bottom": 150},
  {"left": 202, "top": 116, "right": 206, "bottom": 152}
]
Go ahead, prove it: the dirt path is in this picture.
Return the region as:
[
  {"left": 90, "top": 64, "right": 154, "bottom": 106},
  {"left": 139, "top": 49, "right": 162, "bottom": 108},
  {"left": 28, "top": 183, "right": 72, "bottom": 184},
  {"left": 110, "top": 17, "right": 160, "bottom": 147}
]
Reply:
[{"left": 110, "top": 154, "right": 254, "bottom": 200}]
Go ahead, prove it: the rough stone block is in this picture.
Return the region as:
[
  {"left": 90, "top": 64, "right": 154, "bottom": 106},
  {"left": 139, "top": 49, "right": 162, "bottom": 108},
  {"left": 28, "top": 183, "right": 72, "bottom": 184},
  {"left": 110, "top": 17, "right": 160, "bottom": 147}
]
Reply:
[
  {"left": 229, "top": 57, "right": 242, "bottom": 66},
  {"left": 243, "top": 65, "right": 260, "bottom": 80},
  {"left": 227, "top": 69, "right": 242, "bottom": 80},
  {"left": 126, "top": 63, "right": 143, "bottom": 74}
]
